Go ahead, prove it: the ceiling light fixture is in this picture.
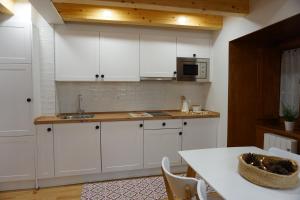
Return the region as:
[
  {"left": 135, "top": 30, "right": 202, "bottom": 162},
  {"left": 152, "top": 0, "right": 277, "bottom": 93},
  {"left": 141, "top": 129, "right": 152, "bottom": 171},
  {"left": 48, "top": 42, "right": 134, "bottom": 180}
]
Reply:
[
  {"left": 177, "top": 16, "right": 188, "bottom": 25},
  {"left": 101, "top": 10, "right": 113, "bottom": 19}
]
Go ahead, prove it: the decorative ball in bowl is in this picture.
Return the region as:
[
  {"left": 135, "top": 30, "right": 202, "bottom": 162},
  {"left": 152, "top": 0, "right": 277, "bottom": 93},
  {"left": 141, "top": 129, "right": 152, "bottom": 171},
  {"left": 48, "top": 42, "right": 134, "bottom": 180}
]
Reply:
[{"left": 238, "top": 153, "right": 299, "bottom": 189}]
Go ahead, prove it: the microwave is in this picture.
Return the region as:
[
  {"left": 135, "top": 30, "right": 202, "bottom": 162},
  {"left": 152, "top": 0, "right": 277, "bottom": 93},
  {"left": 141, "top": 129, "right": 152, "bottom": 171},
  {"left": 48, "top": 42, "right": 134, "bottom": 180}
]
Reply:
[{"left": 176, "top": 57, "right": 210, "bottom": 82}]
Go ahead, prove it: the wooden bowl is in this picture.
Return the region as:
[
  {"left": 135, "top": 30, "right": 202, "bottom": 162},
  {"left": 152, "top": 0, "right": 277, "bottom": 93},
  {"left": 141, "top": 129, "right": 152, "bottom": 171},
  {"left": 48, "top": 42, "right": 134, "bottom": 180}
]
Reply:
[{"left": 238, "top": 153, "right": 299, "bottom": 189}]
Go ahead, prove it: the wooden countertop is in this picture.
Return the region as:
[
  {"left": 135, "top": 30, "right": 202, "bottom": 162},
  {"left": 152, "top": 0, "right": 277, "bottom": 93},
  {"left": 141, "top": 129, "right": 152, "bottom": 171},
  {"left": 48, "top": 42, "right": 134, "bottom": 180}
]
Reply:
[
  {"left": 256, "top": 119, "right": 300, "bottom": 140},
  {"left": 34, "top": 110, "right": 220, "bottom": 125}
]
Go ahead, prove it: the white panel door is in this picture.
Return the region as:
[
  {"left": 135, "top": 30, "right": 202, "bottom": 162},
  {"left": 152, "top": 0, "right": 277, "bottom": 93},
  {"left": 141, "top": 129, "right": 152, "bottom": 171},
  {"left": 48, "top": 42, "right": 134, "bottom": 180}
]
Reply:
[
  {"left": 0, "top": 136, "right": 35, "bottom": 182},
  {"left": 140, "top": 34, "right": 176, "bottom": 78},
  {"left": 36, "top": 125, "right": 54, "bottom": 179},
  {"left": 0, "top": 64, "right": 33, "bottom": 136},
  {"left": 100, "top": 32, "right": 140, "bottom": 81},
  {"left": 101, "top": 121, "right": 143, "bottom": 172},
  {"left": 55, "top": 29, "right": 100, "bottom": 81},
  {"left": 54, "top": 123, "right": 101, "bottom": 177},
  {"left": 144, "top": 129, "right": 182, "bottom": 168},
  {"left": 0, "top": 22, "right": 31, "bottom": 63},
  {"left": 182, "top": 118, "right": 218, "bottom": 150},
  {"left": 177, "top": 36, "right": 211, "bottom": 58}
]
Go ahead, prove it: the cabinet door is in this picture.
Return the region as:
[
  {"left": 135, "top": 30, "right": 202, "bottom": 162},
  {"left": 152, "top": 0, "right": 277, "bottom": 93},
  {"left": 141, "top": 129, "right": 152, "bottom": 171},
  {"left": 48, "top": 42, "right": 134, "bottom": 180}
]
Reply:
[
  {"left": 100, "top": 32, "right": 140, "bottom": 81},
  {"left": 0, "top": 136, "right": 35, "bottom": 182},
  {"left": 144, "top": 129, "right": 182, "bottom": 168},
  {"left": 54, "top": 123, "right": 101, "bottom": 177},
  {"left": 0, "top": 22, "right": 31, "bottom": 63},
  {"left": 55, "top": 29, "right": 100, "bottom": 81},
  {"left": 101, "top": 121, "right": 143, "bottom": 172},
  {"left": 182, "top": 118, "right": 218, "bottom": 150},
  {"left": 140, "top": 34, "right": 176, "bottom": 78},
  {"left": 36, "top": 125, "right": 54, "bottom": 179},
  {"left": 0, "top": 64, "right": 33, "bottom": 137},
  {"left": 177, "top": 36, "right": 211, "bottom": 58}
]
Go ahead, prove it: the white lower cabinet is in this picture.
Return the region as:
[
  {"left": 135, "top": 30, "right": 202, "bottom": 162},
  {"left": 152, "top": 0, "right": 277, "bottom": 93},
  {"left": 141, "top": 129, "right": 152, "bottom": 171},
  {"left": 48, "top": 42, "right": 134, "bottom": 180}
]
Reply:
[
  {"left": 33, "top": 118, "right": 219, "bottom": 180},
  {"left": 144, "top": 129, "right": 182, "bottom": 168},
  {"left": 53, "top": 123, "right": 101, "bottom": 177},
  {"left": 182, "top": 118, "right": 218, "bottom": 150},
  {"left": 36, "top": 125, "right": 54, "bottom": 179},
  {"left": 101, "top": 121, "right": 143, "bottom": 172},
  {"left": 0, "top": 136, "right": 35, "bottom": 182}
]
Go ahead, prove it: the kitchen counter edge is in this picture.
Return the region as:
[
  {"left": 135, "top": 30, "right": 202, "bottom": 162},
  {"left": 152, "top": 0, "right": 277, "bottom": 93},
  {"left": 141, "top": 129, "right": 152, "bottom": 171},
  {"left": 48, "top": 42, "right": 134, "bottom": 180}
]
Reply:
[{"left": 34, "top": 110, "right": 220, "bottom": 125}]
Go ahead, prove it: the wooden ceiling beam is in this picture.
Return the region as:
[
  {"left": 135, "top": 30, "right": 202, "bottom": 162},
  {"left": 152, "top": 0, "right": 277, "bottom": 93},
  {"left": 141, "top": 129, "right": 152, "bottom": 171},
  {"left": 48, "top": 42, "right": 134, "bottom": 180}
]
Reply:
[
  {"left": 52, "top": 0, "right": 249, "bottom": 15},
  {"left": 53, "top": 2, "right": 223, "bottom": 30},
  {"left": 0, "top": 0, "right": 14, "bottom": 15}
]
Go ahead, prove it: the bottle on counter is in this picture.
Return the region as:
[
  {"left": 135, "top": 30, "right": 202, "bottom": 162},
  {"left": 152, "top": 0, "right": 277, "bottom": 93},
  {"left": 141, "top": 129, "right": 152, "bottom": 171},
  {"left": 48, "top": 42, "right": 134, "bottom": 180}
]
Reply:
[{"left": 181, "top": 96, "right": 189, "bottom": 113}]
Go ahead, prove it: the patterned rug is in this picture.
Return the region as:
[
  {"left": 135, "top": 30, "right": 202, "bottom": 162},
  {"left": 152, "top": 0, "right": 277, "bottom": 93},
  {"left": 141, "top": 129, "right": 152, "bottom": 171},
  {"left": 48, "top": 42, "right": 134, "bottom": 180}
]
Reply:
[{"left": 81, "top": 176, "right": 167, "bottom": 200}]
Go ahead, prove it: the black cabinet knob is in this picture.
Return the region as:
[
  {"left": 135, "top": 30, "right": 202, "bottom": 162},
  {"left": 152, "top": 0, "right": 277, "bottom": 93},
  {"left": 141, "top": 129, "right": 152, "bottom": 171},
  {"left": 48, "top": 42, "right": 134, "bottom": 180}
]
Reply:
[
  {"left": 193, "top": 54, "right": 196, "bottom": 58},
  {"left": 184, "top": 122, "right": 187, "bottom": 126},
  {"left": 95, "top": 74, "right": 99, "bottom": 78},
  {"left": 101, "top": 74, "right": 104, "bottom": 78},
  {"left": 139, "top": 124, "right": 143, "bottom": 128},
  {"left": 26, "top": 98, "right": 31, "bottom": 102},
  {"left": 179, "top": 132, "right": 182, "bottom": 135},
  {"left": 162, "top": 122, "right": 166, "bottom": 126},
  {"left": 173, "top": 71, "right": 177, "bottom": 75},
  {"left": 47, "top": 127, "right": 52, "bottom": 132},
  {"left": 95, "top": 125, "right": 100, "bottom": 130}
]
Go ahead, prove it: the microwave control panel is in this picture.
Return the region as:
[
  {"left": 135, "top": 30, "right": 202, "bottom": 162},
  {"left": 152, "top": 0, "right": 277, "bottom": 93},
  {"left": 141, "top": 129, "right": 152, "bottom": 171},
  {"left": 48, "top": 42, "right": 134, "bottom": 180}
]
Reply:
[{"left": 198, "top": 62, "right": 207, "bottom": 79}]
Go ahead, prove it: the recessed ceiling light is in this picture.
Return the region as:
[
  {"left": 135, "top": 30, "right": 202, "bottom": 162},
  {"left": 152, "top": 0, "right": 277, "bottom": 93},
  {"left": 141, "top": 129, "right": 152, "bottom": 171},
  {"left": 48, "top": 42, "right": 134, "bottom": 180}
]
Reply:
[
  {"left": 101, "top": 10, "right": 113, "bottom": 19},
  {"left": 177, "top": 16, "right": 187, "bottom": 25}
]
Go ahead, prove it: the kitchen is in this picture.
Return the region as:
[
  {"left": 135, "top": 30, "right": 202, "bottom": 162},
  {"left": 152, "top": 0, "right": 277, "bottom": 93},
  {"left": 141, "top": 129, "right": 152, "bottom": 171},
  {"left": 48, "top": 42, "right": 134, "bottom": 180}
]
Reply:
[{"left": 0, "top": 0, "right": 300, "bottom": 199}]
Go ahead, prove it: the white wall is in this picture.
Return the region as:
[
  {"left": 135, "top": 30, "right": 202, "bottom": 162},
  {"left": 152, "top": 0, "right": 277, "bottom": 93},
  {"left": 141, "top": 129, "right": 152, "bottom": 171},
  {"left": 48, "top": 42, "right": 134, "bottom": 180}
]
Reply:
[
  {"left": 31, "top": 7, "right": 56, "bottom": 116},
  {"left": 207, "top": 0, "right": 300, "bottom": 147}
]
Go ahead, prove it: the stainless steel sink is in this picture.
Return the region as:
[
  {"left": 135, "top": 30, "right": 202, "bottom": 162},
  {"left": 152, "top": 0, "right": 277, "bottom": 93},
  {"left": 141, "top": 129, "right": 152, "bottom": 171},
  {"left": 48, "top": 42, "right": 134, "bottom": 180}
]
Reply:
[
  {"left": 58, "top": 114, "right": 95, "bottom": 119},
  {"left": 145, "top": 111, "right": 171, "bottom": 117}
]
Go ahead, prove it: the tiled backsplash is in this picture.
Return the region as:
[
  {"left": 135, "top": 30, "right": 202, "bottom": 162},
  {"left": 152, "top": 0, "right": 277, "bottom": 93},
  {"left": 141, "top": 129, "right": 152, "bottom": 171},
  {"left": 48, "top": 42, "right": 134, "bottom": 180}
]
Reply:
[{"left": 56, "top": 81, "right": 210, "bottom": 113}]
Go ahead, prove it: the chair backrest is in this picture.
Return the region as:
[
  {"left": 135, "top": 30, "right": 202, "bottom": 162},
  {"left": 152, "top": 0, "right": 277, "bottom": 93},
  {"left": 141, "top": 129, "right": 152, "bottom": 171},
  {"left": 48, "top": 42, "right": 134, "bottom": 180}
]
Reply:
[
  {"left": 268, "top": 147, "right": 300, "bottom": 165},
  {"left": 161, "top": 157, "right": 198, "bottom": 199},
  {"left": 197, "top": 179, "right": 207, "bottom": 200}
]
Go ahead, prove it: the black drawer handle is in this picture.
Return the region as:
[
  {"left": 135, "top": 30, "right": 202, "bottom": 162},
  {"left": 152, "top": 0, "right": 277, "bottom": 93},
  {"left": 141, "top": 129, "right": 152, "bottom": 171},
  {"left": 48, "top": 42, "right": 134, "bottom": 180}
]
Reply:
[
  {"left": 139, "top": 124, "right": 143, "bottom": 128},
  {"left": 95, "top": 125, "right": 100, "bottom": 130},
  {"left": 179, "top": 132, "right": 182, "bottom": 136},
  {"left": 47, "top": 127, "right": 52, "bottom": 132},
  {"left": 184, "top": 122, "right": 187, "bottom": 126},
  {"left": 95, "top": 74, "right": 99, "bottom": 78},
  {"left": 101, "top": 74, "right": 104, "bottom": 78},
  {"left": 162, "top": 122, "right": 166, "bottom": 126},
  {"left": 26, "top": 98, "right": 32, "bottom": 102}
]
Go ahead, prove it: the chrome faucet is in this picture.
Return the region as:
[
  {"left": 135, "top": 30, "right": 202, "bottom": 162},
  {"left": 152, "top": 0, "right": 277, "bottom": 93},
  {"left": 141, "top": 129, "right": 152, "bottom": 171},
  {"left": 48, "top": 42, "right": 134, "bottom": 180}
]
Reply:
[{"left": 77, "top": 94, "right": 85, "bottom": 114}]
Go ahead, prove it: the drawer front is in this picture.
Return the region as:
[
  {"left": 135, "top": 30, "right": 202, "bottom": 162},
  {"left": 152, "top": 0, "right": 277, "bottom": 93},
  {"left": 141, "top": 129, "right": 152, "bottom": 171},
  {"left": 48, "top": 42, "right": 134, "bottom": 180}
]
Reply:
[{"left": 144, "top": 119, "right": 182, "bottom": 129}]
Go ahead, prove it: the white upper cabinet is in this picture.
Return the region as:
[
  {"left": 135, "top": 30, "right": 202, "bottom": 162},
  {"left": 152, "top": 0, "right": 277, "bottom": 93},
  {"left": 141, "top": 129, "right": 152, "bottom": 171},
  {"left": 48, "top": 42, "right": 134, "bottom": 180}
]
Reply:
[
  {"left": 182, "top": 118, "right": 218, "bottom": 150},
  {"left": 100, "top": 32, "right": 140, "bottom": 81},
  {"left": 0, "top": 64, "right": 33, "bottom": 137},
  {"left": 140, "top": 34, "right": 177, "bottom": 78},
  {"left": 53, "top": 123, "right": 101, "bottom": 177},
  {"left": 55, "top": 29, "right": 100, "bottom": 81},
  {"left": 101, "top": 121, "right": 143, "bottom": 172},
  {"left": 177, "top": 36, "right": 211, "bottom": 58},
  {"left": 0, "top": 22, "right": 31, "bottom": 64}
]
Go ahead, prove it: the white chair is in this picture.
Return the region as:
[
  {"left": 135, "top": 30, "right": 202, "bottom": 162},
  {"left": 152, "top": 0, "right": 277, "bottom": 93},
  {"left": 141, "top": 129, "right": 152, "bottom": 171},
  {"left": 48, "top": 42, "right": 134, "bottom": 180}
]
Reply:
[
  {"left": 268, "top": 147, "right": 300, "bottom": 165},
  {"left": 197, "top": 179, "right": 207, "bottom": 200},
  {"left": 161, "top": 157, "right": 207, "bottom": 200}
]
